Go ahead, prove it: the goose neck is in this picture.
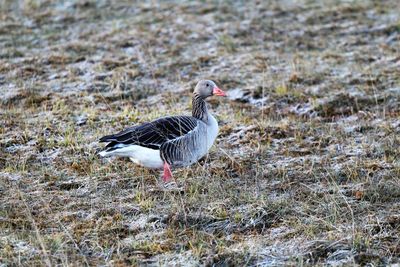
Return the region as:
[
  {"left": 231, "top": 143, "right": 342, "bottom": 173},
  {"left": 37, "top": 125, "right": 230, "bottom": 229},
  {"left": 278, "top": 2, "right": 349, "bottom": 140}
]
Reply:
[{"left": 192, "top": 93, "right": 208, "bottom": 122}]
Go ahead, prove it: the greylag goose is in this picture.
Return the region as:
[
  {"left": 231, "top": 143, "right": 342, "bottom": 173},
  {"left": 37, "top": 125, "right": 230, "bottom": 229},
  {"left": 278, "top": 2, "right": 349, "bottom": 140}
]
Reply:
[{"left": 98, "top": 80, "right": 226, "bottom": 182}]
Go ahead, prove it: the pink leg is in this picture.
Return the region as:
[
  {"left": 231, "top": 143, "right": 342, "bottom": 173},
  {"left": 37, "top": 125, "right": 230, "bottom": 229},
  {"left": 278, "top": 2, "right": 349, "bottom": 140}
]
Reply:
[{"left": 162, "top": 162, "right": 173, "bottom": 182}]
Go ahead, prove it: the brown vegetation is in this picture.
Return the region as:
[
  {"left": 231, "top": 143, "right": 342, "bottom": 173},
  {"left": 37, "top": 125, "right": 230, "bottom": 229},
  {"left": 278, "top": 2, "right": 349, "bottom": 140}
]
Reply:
[{"left": 1, "top": 0, "right": 399, "bottom": 265}]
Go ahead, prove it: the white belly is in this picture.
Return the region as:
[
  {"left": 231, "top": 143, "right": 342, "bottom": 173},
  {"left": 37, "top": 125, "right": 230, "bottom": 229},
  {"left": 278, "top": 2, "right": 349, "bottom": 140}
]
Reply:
[
  {"left": 100, "top": 144, "right": 163, "bottom": 169},
  {"left": 128, "top": 146, "right": 163, "bottom": 169}
]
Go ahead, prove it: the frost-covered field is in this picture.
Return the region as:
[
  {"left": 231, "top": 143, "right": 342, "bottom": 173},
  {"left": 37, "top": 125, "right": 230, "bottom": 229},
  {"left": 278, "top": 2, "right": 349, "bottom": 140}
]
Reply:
[{"left": 1, "top": 0, "right": 399, "bottom": 265}]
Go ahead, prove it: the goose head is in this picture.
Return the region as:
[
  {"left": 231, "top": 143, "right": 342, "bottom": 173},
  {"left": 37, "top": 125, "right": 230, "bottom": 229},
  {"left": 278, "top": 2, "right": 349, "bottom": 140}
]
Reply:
[{"left": 194, "top": 80, "right": 226, "bottom": 98}]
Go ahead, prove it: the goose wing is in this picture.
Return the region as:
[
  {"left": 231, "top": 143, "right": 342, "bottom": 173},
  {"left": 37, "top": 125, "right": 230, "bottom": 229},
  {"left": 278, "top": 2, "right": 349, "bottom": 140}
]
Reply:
[{"left": 99, "top": 116, "right": 199, "bottom": 150}]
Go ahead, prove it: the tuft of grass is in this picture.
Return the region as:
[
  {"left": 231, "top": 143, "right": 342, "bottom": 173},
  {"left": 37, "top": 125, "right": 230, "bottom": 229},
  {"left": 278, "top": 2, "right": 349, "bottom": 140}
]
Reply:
[
  {"left": 275, "top": 84, "right": 288, "bottom": 96},
  {"left": 218, "top": 34, "right": 237, "bottom": 53}
]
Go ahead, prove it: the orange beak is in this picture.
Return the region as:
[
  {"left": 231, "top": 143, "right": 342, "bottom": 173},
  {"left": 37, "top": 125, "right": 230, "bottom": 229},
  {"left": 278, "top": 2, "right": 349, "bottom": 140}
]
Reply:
[{"left": 213, "top": 87, "right": 227, "bottom": 97}]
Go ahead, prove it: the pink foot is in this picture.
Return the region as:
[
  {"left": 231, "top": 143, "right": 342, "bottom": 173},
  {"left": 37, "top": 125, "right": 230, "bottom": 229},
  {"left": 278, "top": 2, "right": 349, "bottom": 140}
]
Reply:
[{"left": 162, "top": 162, "right": 173, "bottom": 182}]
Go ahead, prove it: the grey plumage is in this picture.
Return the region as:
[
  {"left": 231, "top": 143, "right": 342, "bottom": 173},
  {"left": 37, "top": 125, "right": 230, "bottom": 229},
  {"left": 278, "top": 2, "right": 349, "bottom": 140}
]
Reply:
[{"left": 160, "top": 117, "right": 211, "bottom": 167}]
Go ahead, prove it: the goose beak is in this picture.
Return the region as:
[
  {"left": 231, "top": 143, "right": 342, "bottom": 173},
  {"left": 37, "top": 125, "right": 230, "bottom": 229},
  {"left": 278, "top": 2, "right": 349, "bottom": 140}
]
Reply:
[{"left": 213, "top": 87, "right": 227, "bottom": 97}]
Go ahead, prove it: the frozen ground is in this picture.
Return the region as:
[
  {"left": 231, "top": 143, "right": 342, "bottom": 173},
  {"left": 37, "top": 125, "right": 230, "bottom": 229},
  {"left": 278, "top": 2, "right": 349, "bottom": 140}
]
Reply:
[{"left": 1, "top": 0, "right": 399, "bottom": 265}]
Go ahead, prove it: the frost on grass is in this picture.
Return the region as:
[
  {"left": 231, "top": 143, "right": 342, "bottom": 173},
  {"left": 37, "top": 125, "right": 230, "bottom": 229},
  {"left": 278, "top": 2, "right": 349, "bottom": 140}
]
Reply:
[{"left": 1, "top": 0, "right": 400, "bottom": 266}]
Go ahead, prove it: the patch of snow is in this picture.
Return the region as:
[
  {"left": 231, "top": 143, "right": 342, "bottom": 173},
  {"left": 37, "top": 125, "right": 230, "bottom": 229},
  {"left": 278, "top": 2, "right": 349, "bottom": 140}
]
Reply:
[{"left": 0, "top": 172, "right": 23, "bottom": 181}]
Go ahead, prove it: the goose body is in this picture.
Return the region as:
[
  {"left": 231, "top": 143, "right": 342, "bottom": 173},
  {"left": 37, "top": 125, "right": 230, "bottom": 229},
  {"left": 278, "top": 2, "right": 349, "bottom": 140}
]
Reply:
[{"left": 98, "top": 80, "right": 226, "bottom": 182}]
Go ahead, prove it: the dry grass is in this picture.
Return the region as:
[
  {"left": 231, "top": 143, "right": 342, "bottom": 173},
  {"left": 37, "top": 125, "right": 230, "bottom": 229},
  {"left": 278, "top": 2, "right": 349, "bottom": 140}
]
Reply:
[{"left": 1, "top": 0, "right": 400, "bottom": 266}]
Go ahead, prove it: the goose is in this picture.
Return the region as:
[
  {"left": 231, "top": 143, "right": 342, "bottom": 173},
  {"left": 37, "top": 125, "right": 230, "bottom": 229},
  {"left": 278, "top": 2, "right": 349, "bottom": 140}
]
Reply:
[{"left": 98, "top": 80, "right": 226, "bottom": 182}]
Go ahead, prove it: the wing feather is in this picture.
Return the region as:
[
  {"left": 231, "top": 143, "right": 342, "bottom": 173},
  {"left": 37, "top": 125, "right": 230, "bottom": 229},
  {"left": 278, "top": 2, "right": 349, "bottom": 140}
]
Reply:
[{"left": 99, "top": 116, "right": 198, "bottom": 150}]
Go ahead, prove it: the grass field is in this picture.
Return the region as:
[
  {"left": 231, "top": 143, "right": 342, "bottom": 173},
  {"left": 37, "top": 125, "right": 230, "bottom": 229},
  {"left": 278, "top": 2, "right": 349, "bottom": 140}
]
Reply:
[{"left": 1, "top": 0, "right": 400, "bottom": 266}]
